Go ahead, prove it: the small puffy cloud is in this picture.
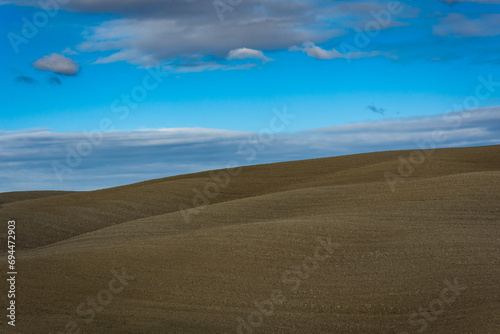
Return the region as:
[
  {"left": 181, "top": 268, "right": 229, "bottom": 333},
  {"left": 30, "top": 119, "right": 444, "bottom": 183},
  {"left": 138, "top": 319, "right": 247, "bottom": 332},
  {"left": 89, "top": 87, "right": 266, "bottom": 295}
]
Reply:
[
  {"left": 33, "top": 53, "right": 80, "bottom": 75},
  {"left": 14, "top": 75, "right": 38, "bottom": 84},
  {"left": 226, "top": 48, "right": 274, "bottom": 62},
  {"left": 290, "top": 42, "right": 381, "bottom": 60}
]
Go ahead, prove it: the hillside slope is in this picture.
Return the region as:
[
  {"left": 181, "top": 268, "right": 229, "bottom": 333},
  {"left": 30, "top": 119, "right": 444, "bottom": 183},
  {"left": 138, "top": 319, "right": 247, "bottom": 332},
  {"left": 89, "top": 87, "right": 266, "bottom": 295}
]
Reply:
[
  {"left": 1, "top": 145, "right": 499, "bottom": 334},
  {"left": 1, "top": 145, "right": 499, "bottom": 250}
]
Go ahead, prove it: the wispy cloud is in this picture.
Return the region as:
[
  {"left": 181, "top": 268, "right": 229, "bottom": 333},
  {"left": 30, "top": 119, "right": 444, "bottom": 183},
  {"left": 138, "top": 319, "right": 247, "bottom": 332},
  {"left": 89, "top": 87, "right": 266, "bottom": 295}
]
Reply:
[
  {"left": 290, "top": 42, "right": 382, "bottom": 60},
  {"left": 164, "top": 61, "right": 257, "bottom": 73},
  {"left": 368, "top": 104, "right": 385, "bottom": 115},
  {"left": 14, "top": 75, "right": 38, "bottom": 84},
  {"left": 441, "top": 0, "right": 500, "bottom": 4},
  {"left": 61, "top": 47, "right": 79, "bottom": 55},
  {"left": 1, "top": 107, "right": 499, "bottom": 191},
  {"left": 47, "top": 75, "right": 62, "bottom": 85},
  {"left": 433, "top": 13, "right": 500, "bottom": 37}
]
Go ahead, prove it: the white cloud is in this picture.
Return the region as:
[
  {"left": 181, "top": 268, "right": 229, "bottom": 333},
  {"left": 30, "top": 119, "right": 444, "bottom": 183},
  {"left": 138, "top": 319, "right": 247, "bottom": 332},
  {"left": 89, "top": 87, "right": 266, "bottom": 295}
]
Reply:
[
  {"left": 76, "top": 12, "right": 330, "bottom": 67},
  {"left": 11, "top": 0, "right": 424, "bottom": 67},
  {"left": 33, "top": 53, "right": 80, "bottom": 75},
  {"left": 290, "top": 42, "right": 382, "bottom": 60},
  {"left": 290, "top": 42, "right": 342, "bottom": 59},
  {"left": 1, "top": 107, "right": 499, "bottom": 191},
  {"left": 226, "top": 48, "right": 274, "bottom": 62}
]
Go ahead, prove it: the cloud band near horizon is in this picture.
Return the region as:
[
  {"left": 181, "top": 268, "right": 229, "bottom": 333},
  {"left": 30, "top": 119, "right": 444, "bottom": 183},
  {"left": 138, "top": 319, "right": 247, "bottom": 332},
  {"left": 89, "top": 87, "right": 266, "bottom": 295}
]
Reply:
[{"left": 1, "top": 106, "right": 499, "bottom": 192}]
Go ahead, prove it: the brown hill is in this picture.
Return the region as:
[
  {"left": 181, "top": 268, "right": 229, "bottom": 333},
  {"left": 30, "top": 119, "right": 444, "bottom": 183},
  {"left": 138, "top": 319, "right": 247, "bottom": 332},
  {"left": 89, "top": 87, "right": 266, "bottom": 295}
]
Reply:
[{"left": 1, "top": 145, "right": 499, "bottom": 334}]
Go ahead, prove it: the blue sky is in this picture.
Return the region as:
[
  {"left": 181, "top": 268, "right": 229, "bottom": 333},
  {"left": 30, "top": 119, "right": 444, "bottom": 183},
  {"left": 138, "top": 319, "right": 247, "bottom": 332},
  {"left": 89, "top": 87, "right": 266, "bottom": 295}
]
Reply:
[{"left": 1, "top": 0, "right": 500, "bottom": 190}]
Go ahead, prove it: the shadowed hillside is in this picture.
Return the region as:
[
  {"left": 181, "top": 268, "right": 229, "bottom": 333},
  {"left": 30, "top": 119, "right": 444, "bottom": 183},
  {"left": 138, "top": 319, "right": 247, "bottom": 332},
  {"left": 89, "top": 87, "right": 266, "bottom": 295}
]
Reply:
[{"left": 0, "top": 191, "right": 75, "bottom": 206}]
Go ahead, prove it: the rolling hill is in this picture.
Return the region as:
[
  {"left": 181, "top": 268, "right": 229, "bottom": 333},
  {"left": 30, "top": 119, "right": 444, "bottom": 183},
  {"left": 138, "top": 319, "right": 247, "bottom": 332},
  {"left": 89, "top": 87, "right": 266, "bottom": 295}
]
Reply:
[{"left": 1, "top": 145, "right": 499, "bottom": 334}]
